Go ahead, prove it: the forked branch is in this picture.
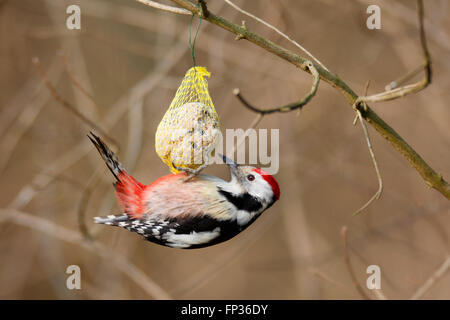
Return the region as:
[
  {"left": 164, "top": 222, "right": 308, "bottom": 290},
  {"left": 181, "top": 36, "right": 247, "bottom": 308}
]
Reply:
[
  {"left": 135, "top": 0, "right": 450, "bottom": 199},
  {"left": 357, "top": 0, "right": 431, "bottom": 104}
]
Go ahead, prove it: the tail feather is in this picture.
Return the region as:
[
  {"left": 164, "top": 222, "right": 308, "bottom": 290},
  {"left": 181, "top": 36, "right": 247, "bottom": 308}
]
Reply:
[
  {"left": 89, "top": 132, "right": 146, "bottom": 219},
  {"left": 94, "top": 213, "right": 131, "bottom": 226},
  {"left": 88, "top": 132, "right": 123, "bottom": 181}
]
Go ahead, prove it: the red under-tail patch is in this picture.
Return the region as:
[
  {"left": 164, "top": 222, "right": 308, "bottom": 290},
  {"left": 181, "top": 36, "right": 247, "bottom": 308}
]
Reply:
[
  {"left": 253, "top": 168, "right": 280, "bottom": 200},
  {"left": 115, "top": 171, "right": 146, "bottom": 219}
]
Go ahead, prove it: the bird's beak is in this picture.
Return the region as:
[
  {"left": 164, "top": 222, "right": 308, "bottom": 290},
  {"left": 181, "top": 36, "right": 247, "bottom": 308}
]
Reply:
[{"left": 220, "top": 154, "right": 240, "bottom": 177}]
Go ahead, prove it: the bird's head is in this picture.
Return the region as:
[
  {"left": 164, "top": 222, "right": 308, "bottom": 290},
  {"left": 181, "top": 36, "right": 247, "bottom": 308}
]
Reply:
[{"left": 221, "top": 154, "right": 280, "bottom": 206}]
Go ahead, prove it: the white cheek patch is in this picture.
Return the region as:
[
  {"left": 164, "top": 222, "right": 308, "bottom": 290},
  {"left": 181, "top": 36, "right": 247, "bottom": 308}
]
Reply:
[
  {"left": 164, "top": 227, "right": 221, "bottom": 248},
  {"left": 252, "top": 176, "right": 273, "bottom": 201}
]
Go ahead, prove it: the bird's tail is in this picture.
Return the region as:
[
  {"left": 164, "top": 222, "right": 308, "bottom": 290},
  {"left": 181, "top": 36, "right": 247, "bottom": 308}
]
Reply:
[
  {"left": 89, "top": 132, "right": 146, "bottom": 219},
  {"left": 94, "top": 213, "right": 130, "bottom": 226},
  {"left": 88, "top": 132, "right": 123, "bottom": 181}
]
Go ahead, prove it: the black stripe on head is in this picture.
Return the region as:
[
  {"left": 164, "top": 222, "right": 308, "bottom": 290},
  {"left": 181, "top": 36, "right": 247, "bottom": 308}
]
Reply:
[{"left": 218, "top": 189, "right": 263, "bottom": 212}]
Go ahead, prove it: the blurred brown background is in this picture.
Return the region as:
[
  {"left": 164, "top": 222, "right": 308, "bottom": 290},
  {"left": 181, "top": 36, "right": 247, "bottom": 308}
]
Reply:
[{"left": 0, "top": 0, "right": 449, "bottom": 299}]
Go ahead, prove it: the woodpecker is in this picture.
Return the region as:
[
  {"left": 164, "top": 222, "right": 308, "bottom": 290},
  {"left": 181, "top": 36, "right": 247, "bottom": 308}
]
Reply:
[{"left": 88, "top": 132, "right": 280, "bottom": 249}]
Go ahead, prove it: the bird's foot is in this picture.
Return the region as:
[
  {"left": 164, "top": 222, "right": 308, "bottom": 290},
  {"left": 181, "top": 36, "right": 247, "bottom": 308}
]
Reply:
[{"left": 172, "top": 162, "right": 207, "bottom": 182}]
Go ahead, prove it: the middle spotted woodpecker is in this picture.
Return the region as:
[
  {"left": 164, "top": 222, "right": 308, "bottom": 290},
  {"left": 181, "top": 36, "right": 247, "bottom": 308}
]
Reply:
[{"left": 89, "top": 132, "right": 280, "bottom": 249}]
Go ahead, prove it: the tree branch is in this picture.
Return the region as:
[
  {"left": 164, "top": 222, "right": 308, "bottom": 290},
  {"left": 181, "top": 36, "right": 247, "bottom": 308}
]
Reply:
[
  {"left": 135, "top": 0, "right": 190, "bottom": 15},
  {"left": 224, "top": 0, "right": 328, "bottom": 71},
  {"left": 341, "top": 226, "right": 371, "bottom": 299},
  {"left": 348, "top": 81, "right": 383, "bottom": 215},
  {"left": 356, "top": 0, "right": 430, "bottom": 104},
  {"left": 32, "top": 57, "right": 119, "bottom": 150},
  {"left": 233, "top": 60, "right": 320, "bottom": 114},
  {"left": 155, "top": 0, "right": 449, "bottom": 199},
  {"left": 0, "top": 208, "right": 171, "bottom": 299},
  {"left": 410, "top": 255, "right": 450, "bottom": 300}
]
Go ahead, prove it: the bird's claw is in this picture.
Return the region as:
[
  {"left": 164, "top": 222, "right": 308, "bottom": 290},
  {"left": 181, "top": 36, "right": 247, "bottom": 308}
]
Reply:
[{"left": 171, "top": 162, "right": 207, "bottom": 182}]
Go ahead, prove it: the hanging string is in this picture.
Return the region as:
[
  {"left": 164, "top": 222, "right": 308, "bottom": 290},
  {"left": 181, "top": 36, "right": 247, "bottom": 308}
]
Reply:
[{"left": 188, "top": 12, "right": 203, "bottom": 67}]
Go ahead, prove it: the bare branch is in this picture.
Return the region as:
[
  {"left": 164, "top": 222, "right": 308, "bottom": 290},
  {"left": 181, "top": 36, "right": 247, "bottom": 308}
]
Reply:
[
  {"left": 77, "top": 166, "right": 103, "bottom": 241},
  {"left": 356, "top": 0, "right": 431, "bottom": 104},
  {"left": 226, "top": 113, "right": 264, "bottom": 160},
  {"left": 352, "top": 109, "right": 383, "bottom": 216},
  {"left": 173, "top": 211, "right": 279, "bottom": 297},
  {"left": 385, "top": 63, "right": 426, "bottom": 91},
  {"left": 0, "top": 61, "right": 62, "bottom": 175},
  {"left": 6, "top": 31, "right": 189, "bottom": 217},
  {"left": 31, "top": 57, "right": 119, "bottom": 149},
  {"left": 198, "top": 0, "right": 209, "bottom": 18},
  {"left": 233, "top": 60, "right": 320, "bottom": 114},
  {"left": 310, "top": 268, "right": 354, "bottom": 294},
  {"left": 0, "top": 208, "right": 171, "bottom": 299},
  {"left": 166, "top": 0, "right": 449, "bottom": 199},
  {"left": 410, "top": 256, "right": 450, "bottom": 300},
  {"left": 136, "top": 0, "right": 191, "bottom": 15},
  {"left": 224, "top": 0, "right": 328, "bottom": 71},
  {"left": 353, "top": 82, "right": 383, "bottom": 216},
  {"left": 341, "top": 226, "right": 371, "bottom": 300}
]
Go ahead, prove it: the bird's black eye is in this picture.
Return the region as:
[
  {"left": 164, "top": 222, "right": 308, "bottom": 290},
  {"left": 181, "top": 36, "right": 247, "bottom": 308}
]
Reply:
[{"left": 247, "top": 174, "right": 255, "bottom": 181}]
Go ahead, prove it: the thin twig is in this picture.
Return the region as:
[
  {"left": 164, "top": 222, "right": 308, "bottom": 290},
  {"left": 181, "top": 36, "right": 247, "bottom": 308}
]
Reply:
[
  {"left": 385, "top": 63, "right": 426, "bottom": 91},
  {"left": 162, "top": 0, "right": 449, "bottom": 198},
  {"left": 59, "top": 51, "right": 102, "bottom": 117},
  {"left": 352, "top": 109, "right": 383, "bottom": 216},
  {"left": 233, "top": 60, "right": 320, "bottom": 114},
  {"left": 356, "top": 0, "right": 431, "bottom": 104},
  {"left": 136, "top": 0, "right": 190, "bottom": 15},
  {"left": 6, "top": 28, "right": 189, "bottom": 217},
  {"left": 224, "top": 0, "right": 328, "bottom": 71},
  {"left": 309, "top": 268, "right": 355, "bottom": 295},
  {"left": 341, "top": 226, "right": 371, "bottom": 300},
  {"left": 352, "top": 81, "right": 383, "bottom": 216},
  {"left": 248, "top": 113, "right": 264, "bottom": 128},
  {"left": 59, "top": 51, "right": 121, "bottom": 154},
  {"left": 227, "top": 113, "right": 264, "bottom": 159},
  {"left": 31, "top": 57, "right": 119, "bottom": 149},
  {"left": 356, "top": 0, "right": 450, "bottom": 55},
  {"left": 78, "top": 99, "right": 144, "bottom": 241},
  {"left": 174, "top": 211, "right": 279, "bottom": 297},
  {"left": 0, "top": 60, "right": 62, "bottom": 138},
  {"left": 125, "top": 98, "right": 144, "bottom": 169},
  {"left": 410, "top": 255, "right": 450, "bottom": 300},
  {"left": 0, "top": 208, "right": 171, "bottom": 299},
  {"left": 0, "top": 88, "right": 50, "bottom": 175},
  {"left": 0, "top": 60, "right": 63, "bottom": 175},
  {"left": 77, "top": 166, "right": 103, "bottom": 241},
  {"left": 373, "top": 289, "right": 388, "bottom": 300}
]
